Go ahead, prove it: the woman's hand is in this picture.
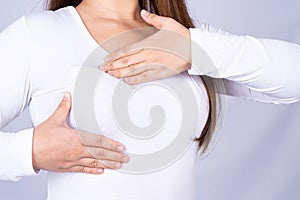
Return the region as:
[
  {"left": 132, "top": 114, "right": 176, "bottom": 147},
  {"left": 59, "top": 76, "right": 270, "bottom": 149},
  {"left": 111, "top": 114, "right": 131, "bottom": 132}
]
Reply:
[
  {"left": 32, "top": 92, "right": 129, "bottom": 175},
  {"left": 99, "top": 10, "right": 192, "bottom": 85}
]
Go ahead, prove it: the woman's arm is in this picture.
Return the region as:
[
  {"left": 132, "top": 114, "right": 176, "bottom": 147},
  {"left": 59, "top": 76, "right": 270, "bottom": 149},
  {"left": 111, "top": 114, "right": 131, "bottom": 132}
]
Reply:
[
  {"left": 0, "top": 17, "right": 37, "bottom": 181},
  {"left": 0, "top": 17, "right": 129, "bottom": 181},
  {"left": 189, "top": 24, "right": 300, "bottom": 104},
  {"left": 103, "top": 10, "right": 300, "bottom": 104}
]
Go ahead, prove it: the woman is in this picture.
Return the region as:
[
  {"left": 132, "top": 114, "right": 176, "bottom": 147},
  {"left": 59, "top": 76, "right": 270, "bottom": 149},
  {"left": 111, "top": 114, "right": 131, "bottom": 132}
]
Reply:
[{"left": 0, "top": 0, "right": 299, "bottom": 199}]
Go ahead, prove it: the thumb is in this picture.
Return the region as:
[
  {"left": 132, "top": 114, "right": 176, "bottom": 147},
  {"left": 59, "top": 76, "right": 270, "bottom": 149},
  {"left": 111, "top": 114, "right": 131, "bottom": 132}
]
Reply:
[
  {"left": 141, "top": 10, "right": 167, "bottom": 29},
  {"left": 51, "top": 92, "right": 72, "bottom": 125}
]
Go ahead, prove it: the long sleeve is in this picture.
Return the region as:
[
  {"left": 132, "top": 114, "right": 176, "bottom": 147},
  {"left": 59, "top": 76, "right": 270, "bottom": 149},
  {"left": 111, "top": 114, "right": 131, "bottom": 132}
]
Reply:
[
  {"left": 0, "top": 17, "right": 37, "bottom": 181},
  {"left": 188, "top": 24, "right": 300, "bottom": 104}
]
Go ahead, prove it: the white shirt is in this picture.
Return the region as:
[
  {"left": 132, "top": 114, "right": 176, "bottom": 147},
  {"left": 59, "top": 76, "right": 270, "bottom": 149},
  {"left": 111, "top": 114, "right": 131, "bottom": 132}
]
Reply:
[{"left": 0, "top": 6, "right": 299, "bottom": 200}]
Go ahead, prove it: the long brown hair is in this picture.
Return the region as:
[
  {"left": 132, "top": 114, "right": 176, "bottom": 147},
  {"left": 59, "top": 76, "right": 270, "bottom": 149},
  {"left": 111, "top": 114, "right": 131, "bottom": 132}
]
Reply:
[{"left": 46, "top": 0, "right": 219, "bottom": 154}]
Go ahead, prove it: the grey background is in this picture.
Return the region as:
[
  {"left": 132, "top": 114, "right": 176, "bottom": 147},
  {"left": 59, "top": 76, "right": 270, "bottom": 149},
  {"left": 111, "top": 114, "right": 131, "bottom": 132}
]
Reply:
[{"left": 0, "top": 0, "right": 299, "bottom": 199}]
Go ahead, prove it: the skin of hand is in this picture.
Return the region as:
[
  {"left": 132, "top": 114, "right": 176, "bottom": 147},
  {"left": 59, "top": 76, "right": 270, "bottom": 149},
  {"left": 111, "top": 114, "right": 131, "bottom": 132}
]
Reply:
[
  {"left": 32, "top": 92, "right": 130, "bottom": 175},
  {"left": 99, "top": 10, "right": 192, "bottom": 85}
]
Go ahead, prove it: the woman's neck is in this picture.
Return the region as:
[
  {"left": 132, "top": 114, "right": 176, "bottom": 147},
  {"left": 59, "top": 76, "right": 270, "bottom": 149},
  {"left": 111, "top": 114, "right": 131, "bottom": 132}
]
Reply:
[{"left": 78, "top": 0, "right": 141, "bottom": 21}]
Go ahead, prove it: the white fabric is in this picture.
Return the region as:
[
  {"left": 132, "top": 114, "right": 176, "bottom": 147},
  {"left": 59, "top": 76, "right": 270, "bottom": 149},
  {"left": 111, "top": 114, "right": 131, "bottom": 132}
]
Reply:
[
  {"left": 0, "top": 16, "right": 37, "bottom": 181},
  {"left": 189, "top": 24, "right": 300, "bottom": 104},
  {"left": 0, "top": 6, "right": 299, "bottom": 200}
]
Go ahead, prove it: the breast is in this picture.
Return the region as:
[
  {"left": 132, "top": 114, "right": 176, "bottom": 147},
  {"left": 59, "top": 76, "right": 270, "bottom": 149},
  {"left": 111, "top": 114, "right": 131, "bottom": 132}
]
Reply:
[{"left": 29, "top": 67, "right": 209, "bottom": 200}]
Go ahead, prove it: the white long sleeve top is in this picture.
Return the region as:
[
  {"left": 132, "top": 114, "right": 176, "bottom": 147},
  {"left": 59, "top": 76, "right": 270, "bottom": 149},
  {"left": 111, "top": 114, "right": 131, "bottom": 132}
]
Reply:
[{"left": 0, "top": 6, "right": 299, "bottom": 200}]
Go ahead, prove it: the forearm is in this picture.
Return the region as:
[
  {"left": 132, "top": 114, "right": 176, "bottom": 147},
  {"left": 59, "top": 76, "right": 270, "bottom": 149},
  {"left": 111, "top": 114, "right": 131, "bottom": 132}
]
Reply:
[
  {"left": 0, "top": 128, "right": 38, "bottom": 181},
  {"left": 189, "top": 27, "right": 300, "bottom": 103}
]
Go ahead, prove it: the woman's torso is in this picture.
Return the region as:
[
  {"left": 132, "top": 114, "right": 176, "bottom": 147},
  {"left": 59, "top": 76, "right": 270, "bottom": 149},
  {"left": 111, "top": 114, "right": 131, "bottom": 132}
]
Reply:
[{"left": 27, "top": 6, "right": 209, "bottom": 200}]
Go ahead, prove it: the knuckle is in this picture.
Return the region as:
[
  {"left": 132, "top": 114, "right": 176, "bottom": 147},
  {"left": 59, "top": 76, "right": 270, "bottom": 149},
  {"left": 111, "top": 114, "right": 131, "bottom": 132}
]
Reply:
[
  {"left": 142, "top": 73, "right": 148, "bottom": 81},
  {"left": 156, "top": 24, "right": 163, "bottom": 29},
  {"left": 121, "top": 57, "right": 129, "bottom": 66},
  {"left": 98, "top": 149, "right": 107, "bottom": 157},
  {"left": 129, "top": 65, "right": 136, "bottom": 73},
  {"left": 156, "top": 22, "right": 163, "bottom": 29},
  {"left": 90, "top": 159, "right": 98, "bottom": 167},
  {"left": 149, "top": 14, "right": 157, "bottom": 21},
  {"left": 61, "top": 162, "right": 71, "bottom": 170},
  {"left": 79, "top": 166, "right": 85, "bottom": 173},
  {"left": 66, "top": 154, "right": 77, "bottom": 163}
]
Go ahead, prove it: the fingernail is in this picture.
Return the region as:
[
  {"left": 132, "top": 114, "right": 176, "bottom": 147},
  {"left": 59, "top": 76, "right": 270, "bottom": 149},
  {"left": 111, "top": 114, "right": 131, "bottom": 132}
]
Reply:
[
  {"left": 114, "top": 163, "right": 122, "bottom": 169},
  {"left": 141, "top": 10, "right": 150, "bottom": 17},
  {"left": 98, "top": 64, "right": 108, "bottom": 70},
  {"left": 122, "top": 156, "right": 129, "bottom": 163},
  {"left": 104, "top": 56, "right": 111, "bottom": 63},
  {"left": 63, "top": 92, "right": 70, "bottom": 101},
  {"left": 108, "top": 71, "right": 115, "bottom": 76},
  {"left": 117, "top": 145, "right": 125, "bottom": 152},
  {"left": 97, "top": 169, "right": 104, "bottom": 174}
]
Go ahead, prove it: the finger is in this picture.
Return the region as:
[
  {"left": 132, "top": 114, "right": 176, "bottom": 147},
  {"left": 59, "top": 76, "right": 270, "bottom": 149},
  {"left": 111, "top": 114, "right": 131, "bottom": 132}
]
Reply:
[
  {"left": 79, "top": 158, "right": 123, "bottom": 169},
  {"left": 101, "top": 45, "right": 143, "bottom": 67},
  {"left": 79, "top": 158, "right": 122, "bottom": 169},
  {"left": 141, "top": 10, "right": 170, "bottom": 29},
  {"left": 78, "top": 131, "right": 126, "bottom": 152},
  {"left": 124, "top": 68, "right": 176, "bottom": 85},
  {"left": 107, "top": 63, "right": 155, "bottom": 79},
  {"left": 97, "top": 160, "right": 122, "bottom": 169},
  {"left": 85, "top": 146, "right": 130, "bottom": 163},
  {"left": 69, "top": 166, "right": 104, "bottom": 175},
  {"left": 124, "top": 71, "right": 152, "bottom": 85},
  {"left": 50, "top": 92, "right": 72, "bottom": 126},
  {"left": 103, "top": 52, "right": 146, "bottom": 71}
]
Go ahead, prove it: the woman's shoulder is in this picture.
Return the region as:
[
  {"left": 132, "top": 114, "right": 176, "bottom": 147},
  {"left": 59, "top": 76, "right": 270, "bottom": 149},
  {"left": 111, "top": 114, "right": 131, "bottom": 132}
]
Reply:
[
  {"left": 0, "top": 6, "right": 78, "bottom": 50},
  {"left": 24, "top": 6, "right": 75, "bottom": 30}
]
